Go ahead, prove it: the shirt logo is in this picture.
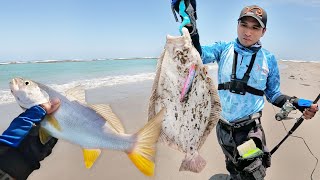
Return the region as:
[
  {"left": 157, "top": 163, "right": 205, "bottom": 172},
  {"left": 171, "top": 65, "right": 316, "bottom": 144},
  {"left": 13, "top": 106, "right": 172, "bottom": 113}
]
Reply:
[{"left": 256, "top": 64, "right": 269, "bottom": 75}]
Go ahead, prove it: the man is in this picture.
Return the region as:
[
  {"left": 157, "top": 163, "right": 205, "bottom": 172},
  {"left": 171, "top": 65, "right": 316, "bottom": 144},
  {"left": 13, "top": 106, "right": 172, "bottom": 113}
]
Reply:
[
  {"left": 172, "top": 2, "right": 318, "bottom": 179},
  {"left": 0, "top": 99, "right": 60, "bottom": 180}
]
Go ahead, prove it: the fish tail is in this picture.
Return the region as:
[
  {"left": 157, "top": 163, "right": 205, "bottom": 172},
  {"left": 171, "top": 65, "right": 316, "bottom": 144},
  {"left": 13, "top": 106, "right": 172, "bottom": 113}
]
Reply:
[
  {"left": 127, "top": 108, "right": 165, "bottom": 176},
  {"left": 179, "top": 151, "right": 206, "bottom": 173}
]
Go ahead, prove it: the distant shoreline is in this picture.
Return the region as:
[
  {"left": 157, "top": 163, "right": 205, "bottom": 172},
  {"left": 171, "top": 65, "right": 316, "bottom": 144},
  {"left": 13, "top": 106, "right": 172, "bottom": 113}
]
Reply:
[
  {"left": 0, "top": 58, "right": 319, "bottom": 65},
  {"left": 0, "top": 57, "right": 158, "bottom": 65}
]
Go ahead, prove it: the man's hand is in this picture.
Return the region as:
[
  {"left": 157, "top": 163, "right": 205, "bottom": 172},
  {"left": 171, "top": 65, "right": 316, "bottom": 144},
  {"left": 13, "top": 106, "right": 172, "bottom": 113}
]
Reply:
[
  {"left": 304, "top": 104, "right": 318, "bottom": 120},
  {"left": 40, "top": 98, "right": 61, "bottom": 114}
]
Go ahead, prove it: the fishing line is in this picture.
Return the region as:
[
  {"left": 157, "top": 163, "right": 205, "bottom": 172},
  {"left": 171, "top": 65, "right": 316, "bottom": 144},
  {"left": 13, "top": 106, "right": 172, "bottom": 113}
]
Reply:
[{"left": 268, "top": 96, "right": 318, "bottom": 180}]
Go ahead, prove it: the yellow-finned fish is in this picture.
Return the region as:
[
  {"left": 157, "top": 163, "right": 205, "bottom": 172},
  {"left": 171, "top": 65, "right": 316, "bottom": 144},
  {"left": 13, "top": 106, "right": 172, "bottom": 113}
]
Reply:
[{"left": 10, "top": 77, "right": 164, "bottom": 176}]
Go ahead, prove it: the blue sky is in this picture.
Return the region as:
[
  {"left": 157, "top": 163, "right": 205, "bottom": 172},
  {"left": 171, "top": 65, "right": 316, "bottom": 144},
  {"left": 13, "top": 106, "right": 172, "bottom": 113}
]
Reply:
[{"left": 0, "top": 0, "right": 319, "bottom": 62}]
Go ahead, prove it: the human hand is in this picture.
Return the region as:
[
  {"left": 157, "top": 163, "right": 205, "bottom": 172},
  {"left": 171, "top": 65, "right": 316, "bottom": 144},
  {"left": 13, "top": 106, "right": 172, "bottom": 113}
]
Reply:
[
  {"left": 172, "top": 0, "right": 197, "bottom": 34},
  {"left": 40, "top": 98, "right": 61, "bottom": 114},
  {"left": 303, "top": 104, "right": 318, "bottom": 120}
]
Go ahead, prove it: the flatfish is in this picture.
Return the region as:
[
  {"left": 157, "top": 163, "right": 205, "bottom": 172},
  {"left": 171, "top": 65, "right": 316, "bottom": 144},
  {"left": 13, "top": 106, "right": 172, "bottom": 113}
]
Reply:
[{"left": 148, "top": 27, "right": 221, "bottom": 173}]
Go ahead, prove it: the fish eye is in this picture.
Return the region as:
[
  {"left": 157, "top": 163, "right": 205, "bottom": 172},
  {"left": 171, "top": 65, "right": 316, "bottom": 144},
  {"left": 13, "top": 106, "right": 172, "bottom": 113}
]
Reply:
[{"left": 25, "top": 81, "right": 30, "bottom": 85}]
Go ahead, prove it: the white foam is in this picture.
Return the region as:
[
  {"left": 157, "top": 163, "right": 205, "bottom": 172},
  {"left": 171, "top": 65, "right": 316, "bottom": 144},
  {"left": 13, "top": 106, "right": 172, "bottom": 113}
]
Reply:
[
  {"left": 0, "top": 62, "right": 11, "bottom": 65},
  {"left": 280, "top": 59, "right": 320, "bottom": 63},
  {"left": 0, "top": 90, "right": 15, "bottom": 105},
  {"left": 0, "top": 57, "right": 158, "bottom": 65},
  {"left": 0, "top": 73, "right": 156, "bottom": 105},
  {"left": 0, "top": 63, "right": 219, "bottom": 105},
  {"left": 0, "top": 61, "right": 28, "bottom": 65}
]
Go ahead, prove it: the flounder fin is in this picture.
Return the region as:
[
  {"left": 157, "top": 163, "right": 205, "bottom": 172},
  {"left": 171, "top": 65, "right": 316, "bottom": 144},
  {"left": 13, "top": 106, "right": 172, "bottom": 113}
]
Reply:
[
  {"left": 47, "top": 115, "right": 62, "bottom": 131},
  {"left": 65, "top": 85, "right": 86, "bottom": 104},
  {"left": 82, "top": 149, "right": 101, "bottom": 169},
  {"left": 198, "top": 72, "right": 221, "bottom": 149},
  {"left": 39, "top": 127, "right": 51, "bottom": 144},
  {"left": 89, "top": 104, "right": 125, "bottom": 134},
  {"left": 128, "top": 108, "right": 165, "bottom": 176},
  {"left": 148, "top": 50, "right": 165, "bottom": 121},
  {"left": 179, "top": 151, "right": 206, "bottom": 173},
  {"left": 158, "top": 131, "right": 181, "bottom": 151}
]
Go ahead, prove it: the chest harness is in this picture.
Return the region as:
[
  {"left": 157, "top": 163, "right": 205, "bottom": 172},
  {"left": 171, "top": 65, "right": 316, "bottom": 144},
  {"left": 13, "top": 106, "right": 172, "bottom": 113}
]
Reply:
[{"left": 218, "top": 50, "right": 264, "bottom": 96}]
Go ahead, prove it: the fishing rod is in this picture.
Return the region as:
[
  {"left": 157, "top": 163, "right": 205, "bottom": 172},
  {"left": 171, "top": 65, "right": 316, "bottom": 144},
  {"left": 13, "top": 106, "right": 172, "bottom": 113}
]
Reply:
[{"left": 271, "top": 93, "right": 320, "bottom": 155}]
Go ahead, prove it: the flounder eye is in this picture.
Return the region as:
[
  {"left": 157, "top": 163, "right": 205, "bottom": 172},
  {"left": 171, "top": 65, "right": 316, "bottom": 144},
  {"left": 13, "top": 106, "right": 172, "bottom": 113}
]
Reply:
[{"left": 25, "top": 81, "right": 30, "bottom": 85}]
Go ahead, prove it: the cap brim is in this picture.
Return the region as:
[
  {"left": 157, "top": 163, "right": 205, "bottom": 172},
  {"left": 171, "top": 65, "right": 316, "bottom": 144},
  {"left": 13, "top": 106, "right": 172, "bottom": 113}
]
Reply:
[{"left": 238, "top": 14, "right": 265, "bottom": 28}]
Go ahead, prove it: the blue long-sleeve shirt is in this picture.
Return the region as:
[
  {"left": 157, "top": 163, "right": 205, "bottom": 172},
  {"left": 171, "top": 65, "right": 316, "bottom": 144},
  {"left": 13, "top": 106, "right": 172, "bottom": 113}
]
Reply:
[
  {"left": 0, "top": 106, "right": 46, "bottom": 147},
  {"left": 201, "top": 39, "right": 282, "bottom": 122}
]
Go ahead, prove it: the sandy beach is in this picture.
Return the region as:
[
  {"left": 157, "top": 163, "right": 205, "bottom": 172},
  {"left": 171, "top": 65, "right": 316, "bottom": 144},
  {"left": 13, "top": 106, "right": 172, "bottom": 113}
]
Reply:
[{"left": 0, "top": 61, "right": 319, "bottom": 180}]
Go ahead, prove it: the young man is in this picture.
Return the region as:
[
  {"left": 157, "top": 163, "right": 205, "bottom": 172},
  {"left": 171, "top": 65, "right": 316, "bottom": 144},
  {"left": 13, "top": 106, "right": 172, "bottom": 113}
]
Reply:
[
  {"left": 0, "top": 99, "right": 60, "bottom": 180},
  {"left": 172, "top": 2, "right": 318, "bottom": 179}
]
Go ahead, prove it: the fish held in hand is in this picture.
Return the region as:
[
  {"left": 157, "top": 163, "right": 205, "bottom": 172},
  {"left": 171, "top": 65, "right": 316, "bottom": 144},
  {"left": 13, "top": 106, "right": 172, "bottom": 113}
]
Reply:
[
  {"left": 148, "top": 27, "right": 221, "bottom": 173},
  {"left": 10, "top": 77, "right": 164, "bottom": 176}
]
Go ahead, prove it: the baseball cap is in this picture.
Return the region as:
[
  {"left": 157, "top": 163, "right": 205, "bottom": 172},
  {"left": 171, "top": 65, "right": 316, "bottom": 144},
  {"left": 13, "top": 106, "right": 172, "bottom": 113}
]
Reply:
[{"left": 238, "top": 5, "right": 267, "bottom": 28}]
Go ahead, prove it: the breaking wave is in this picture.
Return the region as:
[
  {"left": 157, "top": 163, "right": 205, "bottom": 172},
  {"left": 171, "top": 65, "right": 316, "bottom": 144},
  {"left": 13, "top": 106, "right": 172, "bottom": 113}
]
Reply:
[{"left": 0, "top": 73, "right": 155, "bottom": 105}]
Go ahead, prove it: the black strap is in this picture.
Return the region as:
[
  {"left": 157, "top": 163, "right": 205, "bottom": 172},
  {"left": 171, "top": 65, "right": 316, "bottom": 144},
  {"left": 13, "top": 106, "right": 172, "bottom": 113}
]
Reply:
[
  {"left": 231, "top": 51, "right": 238, "bottom": 79},
  {"left": 218, "top": 82, "right": 264, "bottom": 96},
  {"left": 0, "top": 169, "right": 14, "bottom": 180},
  {"left": 232, "top": 50, "right": 257, "bottom": 82},
  {"left": 244, "top": 53, "right": 257, "bottom": 82},
  {"left": 219, "top": 51, "right": 263, "bottom": 96}
]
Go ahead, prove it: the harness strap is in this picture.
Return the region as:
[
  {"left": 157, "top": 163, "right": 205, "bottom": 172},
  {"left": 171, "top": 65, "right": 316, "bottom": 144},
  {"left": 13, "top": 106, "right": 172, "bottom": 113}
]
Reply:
[
  {"left": 232, "top": 50, "right": 256, "bottom": 81},
  {"left": 218, "top": 83, "right": 264, "bottom": 96},
  {"left": 0, "top": 169, "right": 14, "bottom": 180},
  {"left": 219, "top": 51, "right": 264, "bottom": 96}
]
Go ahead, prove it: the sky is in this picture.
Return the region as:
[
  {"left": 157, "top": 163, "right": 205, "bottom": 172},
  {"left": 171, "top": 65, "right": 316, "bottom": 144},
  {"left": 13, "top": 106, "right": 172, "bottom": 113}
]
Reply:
[{"left": 0, "top": 0, "right": 319, "bottom": 62}]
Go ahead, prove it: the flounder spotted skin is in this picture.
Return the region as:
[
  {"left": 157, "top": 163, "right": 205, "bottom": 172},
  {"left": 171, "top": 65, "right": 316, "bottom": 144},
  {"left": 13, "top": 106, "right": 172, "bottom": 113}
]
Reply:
[{"left": 148, "top": 28, "right": 221, "bottom": 172}]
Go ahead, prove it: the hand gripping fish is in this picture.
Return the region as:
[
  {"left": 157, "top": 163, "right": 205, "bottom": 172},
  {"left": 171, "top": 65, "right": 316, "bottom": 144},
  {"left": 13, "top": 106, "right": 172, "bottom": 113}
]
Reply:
[
  {"left": 9, "top": 77, "right": 164, "bottom": 176},
  {"left": 148, "top": 27, "right": 221, "bottom": 173}
]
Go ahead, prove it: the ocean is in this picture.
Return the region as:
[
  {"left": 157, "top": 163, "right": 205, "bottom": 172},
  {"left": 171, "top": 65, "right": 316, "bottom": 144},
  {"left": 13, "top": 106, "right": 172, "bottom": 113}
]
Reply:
[
  {"left": 2, "top": 58, "right": 316, "bottom": 106},
  {"left": 0, "top": 59, "right": 159, "bottom": 105},
  {"left": 0, "top": 58, "right": 219, "bottom": 105}
]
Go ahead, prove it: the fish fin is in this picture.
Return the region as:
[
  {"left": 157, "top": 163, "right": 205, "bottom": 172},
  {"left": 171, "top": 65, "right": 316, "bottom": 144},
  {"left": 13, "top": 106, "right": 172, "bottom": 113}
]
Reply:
[
  {"left": 208, "top": 80, "right": 221, "bottom": 125},
  {"left": 148, "top": 89, "right": 157, "bottom": 122},
  {"left": 198, "top": 75, "right": 221, "bottom": 149},
  {"left": 47, "top": 115, "right": 62, "bottom": 131},
  {"left": 179, "top": 151, "right": 206, "bottom": 173},
  {"left": 39, "top": 127, "right": 51, "bottom": 144},
  {"left": 82, "top": 149, "right": 101, "bottom": 169},
  {"left": 128, "top": 108, "right": 165, "bottom": 176},
  {"left": 158, "top": 131, "right": 181, "bottom": 151},
  {"left": 65, "top": 85, "right": 86, "bottom": 104},
  {"left": 148, "top": 50, "right": 165, "bottom": 121},
  {"left": 89, "top": 104, "right": 125, "bottom": 134}
]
